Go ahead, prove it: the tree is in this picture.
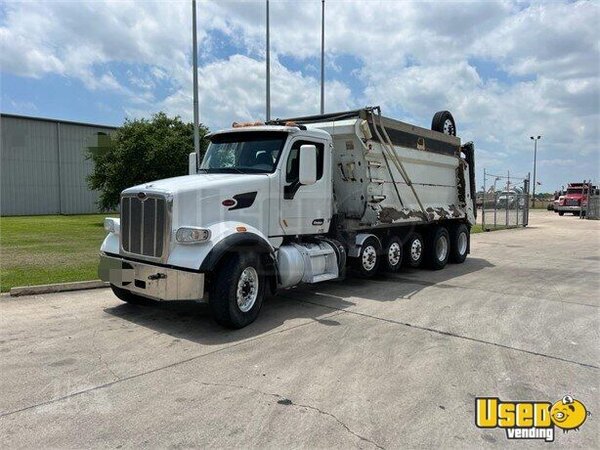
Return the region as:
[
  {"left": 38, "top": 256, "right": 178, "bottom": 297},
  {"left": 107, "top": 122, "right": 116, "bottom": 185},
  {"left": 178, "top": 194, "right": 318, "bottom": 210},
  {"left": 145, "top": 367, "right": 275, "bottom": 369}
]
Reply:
[{"left": 87, "top": 112, "right": 209, "bottom": 210}]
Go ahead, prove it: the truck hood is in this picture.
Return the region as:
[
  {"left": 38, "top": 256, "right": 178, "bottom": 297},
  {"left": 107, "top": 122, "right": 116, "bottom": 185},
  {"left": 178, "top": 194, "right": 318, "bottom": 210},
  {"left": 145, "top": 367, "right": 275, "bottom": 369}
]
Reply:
[
  {"left": 123, "top": 173, "right": 272, "bottom": 231},
  {"left": 123, "top": 173, "right": 269, "bottom": 196}
]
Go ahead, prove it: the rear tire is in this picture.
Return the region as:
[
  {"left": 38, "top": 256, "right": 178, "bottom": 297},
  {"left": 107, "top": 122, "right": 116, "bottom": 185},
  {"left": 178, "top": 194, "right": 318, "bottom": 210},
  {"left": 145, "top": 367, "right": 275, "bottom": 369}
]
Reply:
[
  {"left": 209, "top": 253, "right": 265, "bottom": 329},
  {"left": 449, "top": 224, "right": 469, "bottom": 264},
  {"left": 352, "top": 236, "right": 381, "bottom": 278},
  {"left": 425, "top": 227, "right": 450, "bottom": 270},
  {"left": 110, "top": 285, "right": 153, "bottom": 305},
  {"left": 404, "top": 232, "right": 425, "bottom": 268},
  {"left": 558, "top": 212, "right": 564, "bottom": 216},
  {"left": 381, "top": 236, "right": 403, "bottom": 273}
]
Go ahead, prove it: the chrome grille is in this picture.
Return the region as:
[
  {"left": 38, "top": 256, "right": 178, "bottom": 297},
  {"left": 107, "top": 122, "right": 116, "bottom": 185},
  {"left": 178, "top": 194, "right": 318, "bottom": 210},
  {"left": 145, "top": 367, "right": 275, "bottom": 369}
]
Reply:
[{"left": 121, "top": 194, "right": 168, "bottom": 259}]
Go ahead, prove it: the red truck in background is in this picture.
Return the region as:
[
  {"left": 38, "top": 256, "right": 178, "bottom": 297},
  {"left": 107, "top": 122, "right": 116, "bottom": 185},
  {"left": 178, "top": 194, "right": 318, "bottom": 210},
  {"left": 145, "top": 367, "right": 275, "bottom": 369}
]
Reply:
[{"left": 555, "top": 183, "right": 597, "bottom": 216}]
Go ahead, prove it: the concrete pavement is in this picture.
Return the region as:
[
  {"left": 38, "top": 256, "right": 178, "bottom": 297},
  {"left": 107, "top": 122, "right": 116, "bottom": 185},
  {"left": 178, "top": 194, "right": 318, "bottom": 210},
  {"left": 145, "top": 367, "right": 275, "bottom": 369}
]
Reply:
[{"left": 1, "top": 210, "right": 598, "bottom": 448}]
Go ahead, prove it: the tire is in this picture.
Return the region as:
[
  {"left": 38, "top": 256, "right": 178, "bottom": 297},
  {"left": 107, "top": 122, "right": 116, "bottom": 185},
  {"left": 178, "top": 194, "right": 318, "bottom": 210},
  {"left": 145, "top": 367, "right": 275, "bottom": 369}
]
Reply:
[
  {"left": 209, "top": 253, "right": 265, "bottom": 329},
  {"left": 110, "top": 285, "right": 153, "bottom": 305},
  {"left": 425, "top": 226, "right": 450, "bottom": 270},
  {"left": 404, "top": 232, "right": 425, "bottom": 268},
  {"left": 449, "top": 223, "right": 469, "bottom": 264},
  {"left": 352, "top": 236, "right": 381, "bottom": 278},
  {"left": 381, "top": 235, "right": 403, "bottom": 273},
  {"left": 431, "top": 111, "right": 456, "bottom": 136},
  {"left": 558, "top": 212, "right": 564, "bottom": 216}
]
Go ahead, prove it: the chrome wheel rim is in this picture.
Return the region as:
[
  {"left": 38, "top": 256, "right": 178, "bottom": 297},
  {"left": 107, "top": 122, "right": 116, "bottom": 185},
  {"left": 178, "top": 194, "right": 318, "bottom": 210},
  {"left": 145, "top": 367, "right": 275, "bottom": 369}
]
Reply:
[
  {"left": 443, "top": 118, "right": 455, "bottom": 135},
  {"left": 410, "top": 239, "right": 422, "bottom": 261},
  {"left": 436, "top": 235, "right": 449, "bottom": 261},
  {"left": 236, "top": 267, "right": 258, "bottom": 312},
  {"left": 457, "top": 232, "right": 468, "bottom": 256},
  {"left": 362, "top": 245, "right": 377, "bottom": 271},
  {"left": 388, "top": 242, "right": 401, "bottom": 267}
]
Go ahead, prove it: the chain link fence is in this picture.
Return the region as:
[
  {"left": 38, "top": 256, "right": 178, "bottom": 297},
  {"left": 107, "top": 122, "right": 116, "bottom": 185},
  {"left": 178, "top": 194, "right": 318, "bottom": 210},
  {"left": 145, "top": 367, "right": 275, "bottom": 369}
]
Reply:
[
  {"left": 481, "top": 170, "right": 530, "bottom": 230},
  {"left": 583, "top": 181, "right": 599, "bottom": 220}
]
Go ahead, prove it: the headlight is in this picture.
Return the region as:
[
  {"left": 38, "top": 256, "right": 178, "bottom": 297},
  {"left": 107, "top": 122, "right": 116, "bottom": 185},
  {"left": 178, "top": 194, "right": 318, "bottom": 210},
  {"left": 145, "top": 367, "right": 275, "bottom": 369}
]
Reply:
[
  {"left": 104, "top": 218, "right": 120, "bottom": 234},
  {"left": 176, "top": 227, "right": 211, "bottom": 244}
]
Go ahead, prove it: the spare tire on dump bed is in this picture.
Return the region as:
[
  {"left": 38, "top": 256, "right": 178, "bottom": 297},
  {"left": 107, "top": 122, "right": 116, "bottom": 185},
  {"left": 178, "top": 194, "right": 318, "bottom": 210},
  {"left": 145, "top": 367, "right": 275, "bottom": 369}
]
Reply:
[{"left": 431, "top": 111, "right": 456, "bottom": 136}]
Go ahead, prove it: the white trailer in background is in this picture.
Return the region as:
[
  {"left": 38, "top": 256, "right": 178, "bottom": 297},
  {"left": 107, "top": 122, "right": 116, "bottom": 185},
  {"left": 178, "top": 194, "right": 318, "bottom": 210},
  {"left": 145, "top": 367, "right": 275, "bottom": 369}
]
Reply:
[{"left": 99, "top": 107, "right": 476, "bottom": 328}]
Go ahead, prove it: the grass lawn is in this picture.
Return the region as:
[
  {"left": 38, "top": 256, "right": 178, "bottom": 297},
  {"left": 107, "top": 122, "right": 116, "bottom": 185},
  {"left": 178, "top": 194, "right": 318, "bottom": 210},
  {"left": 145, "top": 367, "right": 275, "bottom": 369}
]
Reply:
[{"left": 0, "top": 214, "right": 116, "bottom": 292}]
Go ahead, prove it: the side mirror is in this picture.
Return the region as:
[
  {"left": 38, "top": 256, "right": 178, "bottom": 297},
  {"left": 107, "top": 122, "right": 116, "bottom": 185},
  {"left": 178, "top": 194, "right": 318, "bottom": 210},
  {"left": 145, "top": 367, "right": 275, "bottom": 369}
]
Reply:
[
  {"left": 189, "top": 152, "right": 197, "bottom": 175},
  {"left": 299, "top": 144, "right": 317, "bottom": 185}
]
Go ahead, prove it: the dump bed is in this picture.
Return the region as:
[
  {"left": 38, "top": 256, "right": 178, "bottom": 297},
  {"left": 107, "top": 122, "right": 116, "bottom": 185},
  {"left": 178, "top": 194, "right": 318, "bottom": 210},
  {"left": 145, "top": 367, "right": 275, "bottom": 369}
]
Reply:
[{"left": 274, "top": 107, "right": 475, "bottom": 231}]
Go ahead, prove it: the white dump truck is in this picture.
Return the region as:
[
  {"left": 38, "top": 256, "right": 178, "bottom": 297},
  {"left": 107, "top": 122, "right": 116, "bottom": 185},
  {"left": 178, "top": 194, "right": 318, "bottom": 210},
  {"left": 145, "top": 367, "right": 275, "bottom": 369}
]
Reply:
[{"left": 99, "top": 107, "right": 476, "bottom": 328}]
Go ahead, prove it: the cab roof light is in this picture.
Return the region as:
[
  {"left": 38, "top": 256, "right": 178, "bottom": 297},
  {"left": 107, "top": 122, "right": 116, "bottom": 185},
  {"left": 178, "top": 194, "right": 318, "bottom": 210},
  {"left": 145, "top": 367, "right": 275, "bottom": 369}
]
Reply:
[
  {"left": 231, "top": 121, "right": 265, "bottom": 128},
  {"left": 230, "top": 120, "right": 306, "bottom": 130}
]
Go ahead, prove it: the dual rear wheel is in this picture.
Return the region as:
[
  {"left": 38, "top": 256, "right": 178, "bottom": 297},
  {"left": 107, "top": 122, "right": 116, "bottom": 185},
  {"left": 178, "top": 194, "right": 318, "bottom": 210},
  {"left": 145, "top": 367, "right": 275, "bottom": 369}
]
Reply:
[{"left": 352, "top": 224, "right": 469, "bottom": 277}]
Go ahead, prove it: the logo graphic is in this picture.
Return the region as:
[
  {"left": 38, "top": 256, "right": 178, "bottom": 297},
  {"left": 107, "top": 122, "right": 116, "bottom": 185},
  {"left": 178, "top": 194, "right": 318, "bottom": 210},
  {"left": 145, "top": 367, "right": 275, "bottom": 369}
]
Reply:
[{"left": 476, "top": 395, "right": 590, "bottom": 442}]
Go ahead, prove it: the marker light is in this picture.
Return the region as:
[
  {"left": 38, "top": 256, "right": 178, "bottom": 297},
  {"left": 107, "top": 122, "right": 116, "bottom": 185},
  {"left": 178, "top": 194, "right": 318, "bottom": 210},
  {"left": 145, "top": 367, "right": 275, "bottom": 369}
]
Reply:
[
  {"left": 176, "top": 227, "right": 211, "bottom": 244},
  {"left": 104, "top": 218, "right": 120, "bottom": 235}
]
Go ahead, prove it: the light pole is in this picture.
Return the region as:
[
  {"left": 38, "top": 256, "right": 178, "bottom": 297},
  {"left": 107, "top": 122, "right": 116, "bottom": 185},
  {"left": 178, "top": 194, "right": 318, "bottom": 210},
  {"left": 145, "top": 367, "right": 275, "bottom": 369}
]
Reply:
[
  {"left": 530, "top": 135, "right": 541, "bottom": 208},
  {"left": 320, "top": 0, "right": 325, "bottom": 114},
  {"left": 265, "top": 0, "right": 271, "bottom": 121},
  {"left": 192, "top": 0, "right": 200, "bottom": 164}
]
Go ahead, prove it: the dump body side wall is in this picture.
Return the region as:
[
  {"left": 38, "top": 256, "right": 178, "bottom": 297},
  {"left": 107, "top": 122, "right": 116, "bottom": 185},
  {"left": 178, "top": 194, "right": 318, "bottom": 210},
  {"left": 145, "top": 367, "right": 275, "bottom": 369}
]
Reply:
[{"left": 309, "top": 119, "right": 474, "bottom": 232}]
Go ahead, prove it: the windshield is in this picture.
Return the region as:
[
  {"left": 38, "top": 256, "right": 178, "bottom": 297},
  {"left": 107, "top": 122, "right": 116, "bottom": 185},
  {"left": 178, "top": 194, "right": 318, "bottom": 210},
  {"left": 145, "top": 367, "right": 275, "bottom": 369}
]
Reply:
[{"left": 200, "top": 131, "right": 288, "bottom": 174}]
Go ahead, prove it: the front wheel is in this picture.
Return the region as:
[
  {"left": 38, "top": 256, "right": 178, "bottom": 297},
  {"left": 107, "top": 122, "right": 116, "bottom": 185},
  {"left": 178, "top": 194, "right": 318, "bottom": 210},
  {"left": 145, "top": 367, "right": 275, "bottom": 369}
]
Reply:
[
  {"left": 558, "top": 212, "right": 564, "bottom": 216},
  {"left": 209, "top": 253, "right": 265, "bottom": 329}
]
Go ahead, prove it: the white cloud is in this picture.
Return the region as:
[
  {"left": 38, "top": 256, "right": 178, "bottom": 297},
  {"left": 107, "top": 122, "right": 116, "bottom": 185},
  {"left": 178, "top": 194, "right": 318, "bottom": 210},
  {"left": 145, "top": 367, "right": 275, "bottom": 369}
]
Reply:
[{"left": 0, "top": 0, "right": 598, "bottom": 189}]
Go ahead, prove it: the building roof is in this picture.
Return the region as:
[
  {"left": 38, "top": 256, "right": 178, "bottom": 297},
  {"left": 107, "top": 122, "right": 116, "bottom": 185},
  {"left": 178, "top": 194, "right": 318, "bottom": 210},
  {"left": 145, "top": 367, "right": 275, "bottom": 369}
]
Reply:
[{"left": 0, "top": 112, "right": 118, "bottom": 129}]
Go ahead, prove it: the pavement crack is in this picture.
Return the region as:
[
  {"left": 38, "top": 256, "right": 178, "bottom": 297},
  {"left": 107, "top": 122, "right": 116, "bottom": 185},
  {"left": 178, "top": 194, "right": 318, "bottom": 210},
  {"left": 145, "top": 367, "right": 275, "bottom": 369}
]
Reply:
[
  {"left": 282, "top": 296, "right": 600, "bottom": 371},
  {"left": 90, "top": 329, "right": 120, "bottom": 382},
  {"left": 195, "top": 381, "right": 384, "bottom": 449}
]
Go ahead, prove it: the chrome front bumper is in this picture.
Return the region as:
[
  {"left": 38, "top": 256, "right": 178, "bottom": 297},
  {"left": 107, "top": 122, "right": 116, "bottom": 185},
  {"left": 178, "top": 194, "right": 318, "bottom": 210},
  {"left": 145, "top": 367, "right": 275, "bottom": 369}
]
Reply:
[{"left": 99, "top": 254, "right": 205, "bottom": 301}]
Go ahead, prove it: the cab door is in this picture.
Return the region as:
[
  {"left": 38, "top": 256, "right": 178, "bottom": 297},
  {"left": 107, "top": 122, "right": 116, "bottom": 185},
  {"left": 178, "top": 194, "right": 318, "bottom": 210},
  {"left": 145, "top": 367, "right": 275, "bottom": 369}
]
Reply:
[{"left": 279, "top": 137, "right": 331, "bottom": 235}]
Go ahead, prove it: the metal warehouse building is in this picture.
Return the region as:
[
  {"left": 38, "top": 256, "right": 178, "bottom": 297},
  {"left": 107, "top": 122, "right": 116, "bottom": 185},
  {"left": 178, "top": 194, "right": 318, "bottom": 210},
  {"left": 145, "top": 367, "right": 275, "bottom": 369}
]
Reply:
[{"left": 1, "top": 114, "right": 116, "bottom": 216}]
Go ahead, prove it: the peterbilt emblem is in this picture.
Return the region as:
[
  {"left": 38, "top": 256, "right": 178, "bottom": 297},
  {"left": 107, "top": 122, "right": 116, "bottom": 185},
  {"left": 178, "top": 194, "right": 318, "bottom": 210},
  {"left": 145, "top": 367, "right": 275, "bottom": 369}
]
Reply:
[{"left": 137, "top": 192, "right": 147, "bottom": 200}]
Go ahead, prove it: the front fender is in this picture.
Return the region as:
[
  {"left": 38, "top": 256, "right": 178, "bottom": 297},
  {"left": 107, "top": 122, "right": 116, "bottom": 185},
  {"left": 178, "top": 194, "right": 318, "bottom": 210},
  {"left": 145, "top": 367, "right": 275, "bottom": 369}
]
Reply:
[{"left": 167, "top": 221, "right": 274, "bottom": 272}]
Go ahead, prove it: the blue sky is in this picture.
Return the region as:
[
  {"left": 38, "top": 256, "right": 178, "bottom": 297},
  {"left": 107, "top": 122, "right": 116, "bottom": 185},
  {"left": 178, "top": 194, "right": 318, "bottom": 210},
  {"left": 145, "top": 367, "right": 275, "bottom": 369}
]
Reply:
[{"left": 1, "top": 0, "right": 598, "bottom": 192}]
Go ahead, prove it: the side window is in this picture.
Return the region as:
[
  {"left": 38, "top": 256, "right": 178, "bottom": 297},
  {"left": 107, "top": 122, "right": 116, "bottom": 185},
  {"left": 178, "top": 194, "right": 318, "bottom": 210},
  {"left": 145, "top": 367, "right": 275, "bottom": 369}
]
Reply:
[{"left": 285, "top": 140, "right": 324, "bottom": 183}]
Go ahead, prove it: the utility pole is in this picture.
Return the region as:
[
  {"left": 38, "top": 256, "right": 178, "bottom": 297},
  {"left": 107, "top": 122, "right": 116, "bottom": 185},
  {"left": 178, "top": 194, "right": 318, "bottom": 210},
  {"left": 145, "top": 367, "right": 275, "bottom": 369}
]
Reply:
[
  {"left": 530, "top": 135, "right": 541, "bottom": 208},
  {"left": 192, "top": 0, "right": 200, "bottom": 166},
  {"left": 266, "top": 0, "right": 271, "bottom": 121},
  {"left": 506, "top": 170, "right": 510, "bottom": 227},
  {"left": 482, "top": 168, "right": 486, "bottom": 229},
  {"left": 320, "top": 0, "right": 325, "bottom": 114}
]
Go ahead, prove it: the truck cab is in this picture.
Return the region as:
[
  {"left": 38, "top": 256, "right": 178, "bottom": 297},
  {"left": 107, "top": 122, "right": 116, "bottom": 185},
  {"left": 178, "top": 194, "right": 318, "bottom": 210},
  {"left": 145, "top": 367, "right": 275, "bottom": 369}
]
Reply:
[{"left": 555, "top": 183, "right": 597, "bottom": 216}]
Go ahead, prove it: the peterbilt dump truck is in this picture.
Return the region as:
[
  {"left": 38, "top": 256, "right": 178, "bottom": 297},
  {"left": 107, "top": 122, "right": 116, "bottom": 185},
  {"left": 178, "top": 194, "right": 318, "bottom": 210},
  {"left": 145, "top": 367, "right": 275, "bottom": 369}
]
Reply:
[{"left": 99, "top": 107, "right": 476, "bottom": 328}]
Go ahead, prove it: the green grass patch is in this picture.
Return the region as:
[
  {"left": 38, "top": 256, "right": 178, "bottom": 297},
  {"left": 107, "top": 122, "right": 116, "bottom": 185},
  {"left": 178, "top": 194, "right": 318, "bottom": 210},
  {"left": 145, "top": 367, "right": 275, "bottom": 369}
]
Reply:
[
  {"left": 0, "top": 214, "right": 116, "bottom": 292},
  {"left": 471, "top": 224, "right": 483, "bottom": 234}
]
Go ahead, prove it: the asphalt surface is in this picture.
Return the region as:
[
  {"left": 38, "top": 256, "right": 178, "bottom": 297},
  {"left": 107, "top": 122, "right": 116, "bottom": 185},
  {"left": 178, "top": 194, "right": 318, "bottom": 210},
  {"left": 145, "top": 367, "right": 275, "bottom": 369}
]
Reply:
[{"left": 1, "top": 211, "right": 598, "bottom": 448}]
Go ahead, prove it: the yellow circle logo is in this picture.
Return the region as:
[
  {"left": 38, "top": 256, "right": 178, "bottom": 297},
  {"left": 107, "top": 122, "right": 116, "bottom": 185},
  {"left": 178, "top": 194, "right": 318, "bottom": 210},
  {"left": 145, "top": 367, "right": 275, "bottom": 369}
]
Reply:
[{"left": 550, "top": 396, "right": 589, "bottom": 431}]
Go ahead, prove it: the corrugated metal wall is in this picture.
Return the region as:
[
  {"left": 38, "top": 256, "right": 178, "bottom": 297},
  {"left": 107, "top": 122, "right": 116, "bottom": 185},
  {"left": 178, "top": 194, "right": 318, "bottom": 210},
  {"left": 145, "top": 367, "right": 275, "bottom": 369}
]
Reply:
[{"left": 1, "top": 114, "right": 116, "bottom": 216}]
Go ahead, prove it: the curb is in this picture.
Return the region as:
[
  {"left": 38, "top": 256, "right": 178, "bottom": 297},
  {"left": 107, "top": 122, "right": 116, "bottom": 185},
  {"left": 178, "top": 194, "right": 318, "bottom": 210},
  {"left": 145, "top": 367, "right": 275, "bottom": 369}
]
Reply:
[{"left": 9, "top": 280, "right": 109, "bottom": 297}]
